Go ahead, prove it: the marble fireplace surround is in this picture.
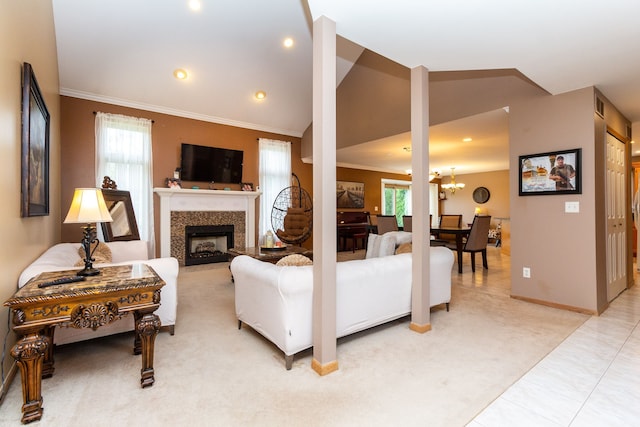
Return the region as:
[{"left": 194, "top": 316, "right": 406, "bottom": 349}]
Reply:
[{"left": 154, "top": 188, "right": 260, "bottom": 262}]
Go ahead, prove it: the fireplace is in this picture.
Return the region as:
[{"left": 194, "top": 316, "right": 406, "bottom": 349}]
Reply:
[{"left": 185, "top": 225, "right": 234, "bottom": 266}]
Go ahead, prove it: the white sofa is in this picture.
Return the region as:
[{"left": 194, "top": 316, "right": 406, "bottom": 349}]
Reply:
[
  {"left": 18, "top": 241, "right": 179, "bottom": 345},
  {"left": 230, "top": 246, "right": 454, "bottom": 369}
]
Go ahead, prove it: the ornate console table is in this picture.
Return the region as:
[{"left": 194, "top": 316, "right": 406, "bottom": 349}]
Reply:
[{"left": 4, "top": 264, "right": 165, "bottom": 424}]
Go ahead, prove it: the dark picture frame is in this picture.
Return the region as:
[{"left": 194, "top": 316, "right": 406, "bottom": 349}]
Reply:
[
  {"left": 21, "top": 63, "right": 50, "bottom": 217},
  {"left": 100, "top": 189, "right": 140, "bottom": 242},
  {"left": 519, "top": 148, "right": 582, "bottom": 196},
  {"left": 337, "top": 180, "right": 365, "bottom": 209}
]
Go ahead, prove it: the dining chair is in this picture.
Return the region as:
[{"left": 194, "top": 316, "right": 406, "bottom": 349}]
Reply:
[
  {"left": 376, "top": 215, "right": 399, "bottom": 235},
  {"left": 452, "top": 215, "right": 492, "bottom": 272},
  {"left": 402, "top": 215, "right": 412, "bottom": 232},
  {"left": 436, "top": 214, "right": 462, "bottom": 242},
  {"left": 439, "top": 214, "right": 462, "bottom": 228}
]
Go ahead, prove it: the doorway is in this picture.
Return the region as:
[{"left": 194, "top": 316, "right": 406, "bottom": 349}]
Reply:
[{"left": 605, "top": 131, "right": 627, "bottom": 302}]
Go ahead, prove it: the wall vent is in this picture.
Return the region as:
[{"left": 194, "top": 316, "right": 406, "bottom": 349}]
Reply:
[
  {"left": 595, "top": 96, "right": 605, "bottom": 118},
  {"left": 626, "top": 125, "right": 632, "bottom": 139}
]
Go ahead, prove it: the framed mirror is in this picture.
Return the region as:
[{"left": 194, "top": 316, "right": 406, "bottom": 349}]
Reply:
[{"left": 100, "top": 189, "right": 140, "bottom": 241}]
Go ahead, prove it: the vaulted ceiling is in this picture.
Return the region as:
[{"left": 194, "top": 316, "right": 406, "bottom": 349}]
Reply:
[{"left": 52, "top": 0, "right": 640, "bottom": 176}]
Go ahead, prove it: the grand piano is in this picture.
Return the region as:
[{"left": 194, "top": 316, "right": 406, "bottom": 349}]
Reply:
[{"left": 337, "top": 211, "right": 371, "bottom": 251}]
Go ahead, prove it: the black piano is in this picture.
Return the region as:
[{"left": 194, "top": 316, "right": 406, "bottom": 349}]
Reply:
[{"left": 337, "top": 211, "right": 371, "bottom": 251}]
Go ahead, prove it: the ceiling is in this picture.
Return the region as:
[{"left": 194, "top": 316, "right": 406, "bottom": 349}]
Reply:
[{"left": 52, "top": 0, "right": 640, "bottom": 176}]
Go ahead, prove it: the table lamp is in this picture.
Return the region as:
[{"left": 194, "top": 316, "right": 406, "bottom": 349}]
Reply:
[{"left": 64, "top": 188, "right": 113, "bottom": 276}]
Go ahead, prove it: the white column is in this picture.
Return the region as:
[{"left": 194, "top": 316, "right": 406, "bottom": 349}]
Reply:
[
  {"left": 311, "top": 15, "right": 338, "bottom": 375},
  {"left": 409, "top": 66, "right": 432, "bottom": 332}
]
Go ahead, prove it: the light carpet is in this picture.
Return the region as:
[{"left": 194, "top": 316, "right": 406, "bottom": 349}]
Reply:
[{"left": 0, "top": 248, "right": 589, "bottom": 426}]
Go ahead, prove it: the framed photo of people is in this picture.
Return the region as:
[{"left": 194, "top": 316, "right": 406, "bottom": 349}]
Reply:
[{"left": 519, "top": 148, "right": 581, "bottom": 196}]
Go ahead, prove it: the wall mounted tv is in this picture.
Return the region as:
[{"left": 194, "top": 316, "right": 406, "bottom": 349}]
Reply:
[{"left": 180, "top": 143, "right": 244, "bottom": 184}]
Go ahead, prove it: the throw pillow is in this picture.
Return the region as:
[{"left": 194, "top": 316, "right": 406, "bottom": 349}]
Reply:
[
  {"left": 74, "top": 242, "right": 113, "bottom": 267},
  {"left": 386, "top": 230, "right": 412, "bottom": 246},
  {"left": 365, "top": 233, "right": 397, "bottom": 259},
  {"left": 395, "top": 242, "right": 412, "bottom": 255},
  {"left": 276, "top": 254, "right": 313, "bottom": 266},
  {"left": 379, "top": 234, "right": 397, "bottom": 257}
]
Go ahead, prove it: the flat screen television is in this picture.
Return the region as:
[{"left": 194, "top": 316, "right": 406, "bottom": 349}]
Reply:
[{"left": 180, "top": 143, "right": 243, "bottom": 184}]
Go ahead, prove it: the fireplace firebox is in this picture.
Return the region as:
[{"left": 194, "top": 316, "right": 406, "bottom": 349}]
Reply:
[{"left": 185, "top": 225, "right": 234, "bottom": 266}]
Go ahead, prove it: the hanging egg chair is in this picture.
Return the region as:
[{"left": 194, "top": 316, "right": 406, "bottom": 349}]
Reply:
[{"left": 271, "top": 173, "right": 313, "bottom": 245}]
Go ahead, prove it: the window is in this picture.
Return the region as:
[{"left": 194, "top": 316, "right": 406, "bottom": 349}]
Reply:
[
  {"left": 383, "top": 180, "right": 412, "bottom": 227},
  {"left": 258, "top": 138, "right": 291, "bottom": 242},
  {"left": 429, "top": 182, "right": 439, "bottom": 227},
  {"left": 381, "top": 179, "right": 439, "bottom": 227},
  {"left": 95, "top": 112, "right": 154, "bottom": 253}
]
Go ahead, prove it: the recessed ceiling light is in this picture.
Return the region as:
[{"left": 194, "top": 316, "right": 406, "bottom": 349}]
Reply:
[
  {"left": 283, "top": 38, "right": 294, "bottom": 48},
  {"left": 255, "top": 91, "right": 266, "bottom": 100},
  {"left": 463, "top": 137, "right": 472, "bottom": 142},
  {"left": 188, "top": 0, "right": 201, "bottom": 11},
  {"left": 173, "top": 69, "right": 188, "bottom": 80}
]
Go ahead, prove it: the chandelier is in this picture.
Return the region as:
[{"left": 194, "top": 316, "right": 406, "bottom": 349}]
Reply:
[{"left": 441, "top": 167, "right": 465, "bottom": 194}]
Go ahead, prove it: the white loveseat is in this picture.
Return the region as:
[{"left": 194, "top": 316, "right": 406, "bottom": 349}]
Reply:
[
  {"left": 230, "top": 246, "right": 454, "bottom": 369},
  {"left": 18, "top": 241, "right": 179, "bottom": 345}
]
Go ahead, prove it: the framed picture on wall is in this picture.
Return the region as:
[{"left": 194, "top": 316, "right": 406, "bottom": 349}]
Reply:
[
  {"left": 21, "top": 62, "right": 50, "bottom": 217},
  {"left": 519, "top": 148, "right": 582, "bottom": 196},
  {"left": 336, "top": 180, "right": 365, "bottom": 208}
]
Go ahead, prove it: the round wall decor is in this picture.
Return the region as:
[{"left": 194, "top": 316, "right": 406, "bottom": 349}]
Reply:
[{"left": 472, "top": 186, "right": 490, "bottom": 204}]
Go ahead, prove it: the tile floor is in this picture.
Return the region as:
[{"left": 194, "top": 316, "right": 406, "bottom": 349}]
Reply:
[{"left": 466, "top": 251, "right": 640, "bottom": 426}]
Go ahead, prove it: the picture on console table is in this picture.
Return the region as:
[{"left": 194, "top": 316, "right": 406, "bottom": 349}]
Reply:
[
  {"left": 337, "top": 180, "right": 364, "bottom": 208},
  {"left": 519, "top": 148, "right": 581, "bottom": 196}
]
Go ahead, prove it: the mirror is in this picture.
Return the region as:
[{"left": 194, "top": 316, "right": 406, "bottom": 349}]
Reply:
[{"left": 100, "top": 189, "right": 140, "bottom": 241}]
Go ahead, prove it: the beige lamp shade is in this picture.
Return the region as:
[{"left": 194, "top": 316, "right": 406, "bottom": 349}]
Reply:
[
  {"left": 475, "top": 207, "right": 488, "bottom": 216},
  {"left": 64, "top": 188, "right": 113, "bottom": 224}
]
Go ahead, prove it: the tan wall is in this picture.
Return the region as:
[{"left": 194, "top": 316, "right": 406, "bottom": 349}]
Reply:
[
  {"left": 59, "top": 96, "right": 310, "bottom": 253},
  {"left": 509, "top": 87, "right": 630, "bottom": 313},
  {"left": 336, "top": 50, "right": 410, "bottom": 148},
  {"left": 336, "top": 167, "right": 412, "bottom": 224},
  {"left": 0, "top": 0, "right": 61, "bottom": 392},
  {"left": 440, "top": 170, "right": 510, "bottom": 227}
]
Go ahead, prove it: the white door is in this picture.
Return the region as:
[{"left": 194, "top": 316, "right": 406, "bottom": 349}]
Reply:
[{"left": 606, "top": 132, "right": 627, "bottom": 301}]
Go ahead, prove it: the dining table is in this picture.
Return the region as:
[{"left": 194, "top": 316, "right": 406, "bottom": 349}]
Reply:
[{"left": 430, "top": 226, "right": 472, "bottom": 273}]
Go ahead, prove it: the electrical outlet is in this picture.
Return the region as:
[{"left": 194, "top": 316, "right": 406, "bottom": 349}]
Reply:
[
  {"left": 523, "top": 267, "right": 531, "bottom": 278},
  {"left": 374, "top": 206, "right": 378, "bottom": 212},
  {"left": 565, "top": 201, "right": 579, "bottom": 213}
]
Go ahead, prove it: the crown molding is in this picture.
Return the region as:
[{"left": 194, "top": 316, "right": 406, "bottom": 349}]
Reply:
[{"left": 59, "top": 88, "right": 303, "bottom": 138}]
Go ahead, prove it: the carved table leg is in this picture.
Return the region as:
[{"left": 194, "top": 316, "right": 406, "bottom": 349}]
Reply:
[
  {"left": 134, "top": 311, "right": 161, "bottom": 388},
  {"left": 133, "top": 311, "right": 142, "bottom": 355},
  {"left": 10, "top": 333, "right": 49, "bottom": 424}
]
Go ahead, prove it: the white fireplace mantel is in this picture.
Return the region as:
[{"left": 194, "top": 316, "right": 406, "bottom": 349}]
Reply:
[{"left": 154, "top": 188, "right": 261, "bottom": 258}]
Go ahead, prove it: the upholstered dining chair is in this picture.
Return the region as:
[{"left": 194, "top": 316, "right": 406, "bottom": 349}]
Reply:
[
  {"left": 402, "top": 215, "right": 412, "bottom": 232},
  {"left": 439, "top": 214, "right": 462, "bottom": 228},
  {"left": 435, "top": 214, "right": 463, "bottom": 242},
  {"left": 450, "top": 215, "right": 492, "bottom": 272},
  {"left": 376, "top": 215, "right": 399, "bottom": 235}
]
